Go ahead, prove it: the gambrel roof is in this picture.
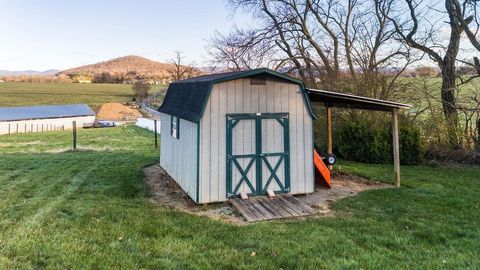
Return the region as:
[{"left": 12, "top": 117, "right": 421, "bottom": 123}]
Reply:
[{"left": 157, "top": 68, "right": 316, "bottom": 122}]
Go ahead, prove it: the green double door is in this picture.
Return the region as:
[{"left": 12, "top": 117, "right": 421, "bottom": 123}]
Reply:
[{"left": 226, "top": 113, "right": 290, "bottom": 197}]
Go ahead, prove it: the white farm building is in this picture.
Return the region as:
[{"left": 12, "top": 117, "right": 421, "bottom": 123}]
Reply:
[{"left": 0, "top": 104, "right": 95, "bottom": 135}]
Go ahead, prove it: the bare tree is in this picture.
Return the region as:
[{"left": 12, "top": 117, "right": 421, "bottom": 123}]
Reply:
[
  {"left": 453, "top": 0, "right": 480, "bottom": 56},
  {"left": 132, "top": 80, "right": 149, "bottom": 101},
  {"left": 207, "top": 28, "right": 277, "bottom": 71},
  {"left": 380, "top": 0, "right": 476, "bottom": 148},
  {"left": 450, "top": 0, "right": 480, "bottom": 149},
  {"left": 209, "top": 0, "right": 416, "bottom": 104},
  {"left": 167, "top": 51, "right": 199, "bottom": 81}
]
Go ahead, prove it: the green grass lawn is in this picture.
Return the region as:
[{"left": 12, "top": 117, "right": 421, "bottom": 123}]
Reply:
[
  {"left": 0, "top": 127, "right": 479, "bottom": 269},
  {"left": 0, "top": 82, "right": 166, "bottom": 109}
]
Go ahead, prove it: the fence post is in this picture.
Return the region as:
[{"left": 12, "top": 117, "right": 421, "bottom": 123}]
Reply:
[
  {"left": 72, "top": 121, "right": 77, "bottom": 150},
  {"left": 154, "top": 119, "right": 158, "bottom": 149}
]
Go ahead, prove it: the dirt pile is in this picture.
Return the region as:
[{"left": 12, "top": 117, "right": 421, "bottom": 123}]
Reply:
[{"left": 96, "top": 103, "right": 142, "bottom": 121}]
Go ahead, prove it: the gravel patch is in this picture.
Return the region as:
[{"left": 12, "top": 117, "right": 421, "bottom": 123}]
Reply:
[
  {"left": 143, "top": 164, "right": 244, "bottom": 224},
  {"left": 143, "top": 164, "right": 390, "bottom": 224},
  {"left": 296, "top": 171, "right": 390, "bottom": 216}
]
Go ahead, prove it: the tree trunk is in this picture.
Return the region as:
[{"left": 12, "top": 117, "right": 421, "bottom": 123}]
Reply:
[
  {"left": 440, "top": 65, "right": 461, "bottom": 148},
  {"left": 476, "top": 118, "right": 480, "bottom": 151}
]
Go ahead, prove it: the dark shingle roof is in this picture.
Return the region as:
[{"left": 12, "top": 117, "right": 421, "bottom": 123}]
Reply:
[
  {"left": 0, "top": 104, "right": 95, "bottom": 122},
  {"left": 158, "top": 68, "right": 315, "bottom": 122}
]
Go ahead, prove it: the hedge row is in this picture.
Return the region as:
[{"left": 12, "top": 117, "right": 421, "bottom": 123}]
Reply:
[{"left": 337, "top": 118, "right": 423, "bottom": 165}]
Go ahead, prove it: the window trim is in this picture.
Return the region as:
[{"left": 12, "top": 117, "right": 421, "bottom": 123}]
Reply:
[{"left": 171, "top": 115, "right": 180, "bottom": 139}]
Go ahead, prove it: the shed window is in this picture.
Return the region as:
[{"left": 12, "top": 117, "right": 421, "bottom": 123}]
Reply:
[{"left": 171, "top": 115, "right": 180, "bottom": 139}]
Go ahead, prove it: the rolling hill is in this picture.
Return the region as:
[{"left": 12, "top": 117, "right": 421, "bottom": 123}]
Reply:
[{"left": 57, "top": 55, "right": 178, "bottom": 81}]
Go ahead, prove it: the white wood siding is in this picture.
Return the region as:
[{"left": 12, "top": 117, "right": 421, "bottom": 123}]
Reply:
[
  {"left": 159, "top": 113, "right": 198, "bottom": 202},
  {"left": 0, "top": 116, "right": 95, "bottom": 135},
  {"left": 199, "top": 78, "right": 313, "bottom": 203}
]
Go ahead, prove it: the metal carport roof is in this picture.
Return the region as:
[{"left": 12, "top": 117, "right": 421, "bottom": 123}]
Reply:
[{"left": 307, "top": 89, "right": 412, "bottom": 111}]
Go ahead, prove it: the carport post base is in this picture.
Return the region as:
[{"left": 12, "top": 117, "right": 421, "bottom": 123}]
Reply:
[{"left": 392, "top": 109, "right": 400, "bottom": 187}]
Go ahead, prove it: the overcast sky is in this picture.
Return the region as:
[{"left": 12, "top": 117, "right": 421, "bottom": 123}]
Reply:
[{"left": 0, "top": 0, "right": 249, "bottom": 70}]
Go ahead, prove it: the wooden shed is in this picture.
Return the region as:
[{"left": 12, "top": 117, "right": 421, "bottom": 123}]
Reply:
[{"left": 158, "top": 68, "right": 316, "bottom": 204}]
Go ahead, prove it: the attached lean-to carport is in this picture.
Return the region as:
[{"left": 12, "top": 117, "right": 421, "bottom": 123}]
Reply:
[{"left": 307, "top": 89, "right": 412, "bottom": 187}]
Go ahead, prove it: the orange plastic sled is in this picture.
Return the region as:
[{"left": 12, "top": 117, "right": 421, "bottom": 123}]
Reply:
[{"left": 314, "top": 149, "right": 332, "bottom": 188}]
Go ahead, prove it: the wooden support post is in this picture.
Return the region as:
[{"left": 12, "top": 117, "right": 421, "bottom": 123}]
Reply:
[
  {"left": 72, "top": 121, "right": 77, "bottom": 150},
  {"left": 154, "top": 119, "right": 158, "bottom": 149},
  {"left": 326, "top": 106, "right": 333, "bottom": 170},
  {"left": 327, "top": 106, "right": 333, "bottom": 155},
  {"left": 392, "top": 109, "right": 400, "bottom": 187}
]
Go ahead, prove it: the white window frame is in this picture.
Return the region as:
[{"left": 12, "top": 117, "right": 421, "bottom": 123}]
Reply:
[{"left": 171, "top": 115, "right": 179, "bottom": 139}]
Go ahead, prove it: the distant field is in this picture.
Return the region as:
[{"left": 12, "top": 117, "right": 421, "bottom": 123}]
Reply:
[
  {"left": 398, "top": 77, "right": 480, "bottom": 106},
  {"left": 0, "top": 82, "right": 167, "bottom": 110}
]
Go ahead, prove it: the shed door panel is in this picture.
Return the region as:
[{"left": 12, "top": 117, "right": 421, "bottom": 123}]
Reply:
[
  {"left": 261, "top": 118, "right": 287, "bottom": 193},
  {"left": 229, "top": 119, "right": 257, "bottom": 195},
  {"left": 227, "top": 113, "right": 290, "bottom": 197}
]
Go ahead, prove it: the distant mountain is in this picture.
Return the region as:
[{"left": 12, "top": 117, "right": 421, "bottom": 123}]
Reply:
[
  {"left": 0, "top": 69, "right": 60, "bottom": 76},
  {"left": 57, "top": 55, "right": 177, "bottom": 80}
]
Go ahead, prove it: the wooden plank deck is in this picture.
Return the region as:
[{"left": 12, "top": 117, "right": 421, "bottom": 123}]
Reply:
[{"left": 230, "top": 194, "right": 316, "bottom": 222}]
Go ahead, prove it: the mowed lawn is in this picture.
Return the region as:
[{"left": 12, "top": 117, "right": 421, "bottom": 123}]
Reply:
[
  {"left": 0, "top": 82, "right": 166, "bottom": 109},
  {"left": 0, "top": 127, "right": 479, "bottom": 269}
]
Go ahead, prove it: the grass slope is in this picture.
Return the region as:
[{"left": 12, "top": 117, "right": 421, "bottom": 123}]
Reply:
[
  {"left": 0, "top": 127, "right": 479, "bottom": 269},
  {"left": 0, "top": 82, "right": 166, "bottom": 109}
]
